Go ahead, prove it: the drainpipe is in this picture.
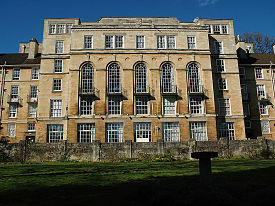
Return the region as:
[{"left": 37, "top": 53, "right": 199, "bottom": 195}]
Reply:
[
  {"left": 0, "top": 62, "right": 7, "bottom": 128},
  {"left": 269, "top": 61, "right": 275, "bottom": 106}
]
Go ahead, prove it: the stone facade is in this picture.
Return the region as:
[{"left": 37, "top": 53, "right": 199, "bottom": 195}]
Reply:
[{"left": 0, "top": 17, "right": 274, "bottom": 144}]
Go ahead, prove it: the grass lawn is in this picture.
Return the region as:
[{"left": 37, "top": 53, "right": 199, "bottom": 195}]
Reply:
[{"left": 0, "top": 159, "right": 274, "bottom": 206}]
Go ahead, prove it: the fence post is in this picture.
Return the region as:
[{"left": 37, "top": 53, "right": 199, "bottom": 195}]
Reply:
[
  {"left": 157, "top": 139, "right": 164, "bottom": 154},
  {"left": 92, "top": 140, "right": 101, "bottom": 161},
  {"left": 125, "top": 140, "right": 132, "bottom": 158}
]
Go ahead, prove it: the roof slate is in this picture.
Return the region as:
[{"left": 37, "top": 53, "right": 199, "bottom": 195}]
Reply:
[
  {"left": 0, "top": 53, "right": 41, "bottom": 65},
  {"left": 239, "top": 53, "right": 275, "bottom": 65}
]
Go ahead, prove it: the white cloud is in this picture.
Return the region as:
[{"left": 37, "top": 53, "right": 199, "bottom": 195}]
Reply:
[{"left": 198, "top": 0, "right": 219, "bottom": 7}]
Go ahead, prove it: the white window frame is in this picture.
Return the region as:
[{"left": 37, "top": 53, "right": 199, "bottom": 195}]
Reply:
[
  {"left": 108, "top": 97, "right": 121, "bottom": 115},
  {"left": 9, "top": 105, "right": 17, "bottom": 118},
  {"left": 218, "top": 78, "right": 227, "bottom": 90},
  {"left": 53, "top": 79, "right": 62, "bottom": 91},
  {"left": 47, "top": 124, "right": 63, "bottom": 143},
  {"left": 31, "top": 68, "right": 39, "bottom": 80},
  {"left": 205, "top": 24, "right": 212, "bottom": 34},
  {"left": 262, "top": 120, "right": 270, "bottom": 134},
  {"left": 162, "top": 122, "right": 180, "bottom": 142},
  {"left": 54, "top": 59, "right": 63, "bottom": 73},
  {"left": 260, "top": 102, "right": 268, "bottom": 115},
  {"left": 10, "top": 85, "right": 19, "bottom": 100},
  {"left": 190, "top": 97, "right": 204, "bottom": 114},
  {"left": 84, "top": 35, "right": 93, "bottom": 49},
  {"left": 30, "top": 85, "right": 38, "bottom": 102},
  {"left": 12, "top": 68, "right": 20, "bottom": 80},
  {"left": 77, "top": 123, "right": 95, "bottom": 143},
  {"left": 105, "top": 35, "right": 124, "bottom": 49},
  {"left": 163, "top": 97, "right": 176, "bottom": 115},
  {"left": 255, "top": 67, "right": 264, "bottom": 79},
  {"left": 115, "top": 36, "right": 124, "bottom": 48},
  {"left": 28, "top": 123, "right": 36, "bottom": 131},
  {"left": 28, "top": 104, "right": 37, "bottom": 118},
  {"left": 55, "top": 41, "right": 64, "bottom": 54},
  {"left": 190, "top": 122, "right": 207, "bottom": 141},
  {"left": 66, "top": 24, "right": 73, "bottom": 34},
  {"left": 221, "top": 25, "right": 228, "bottom": 34},
  {"left": 80, "top": 97, "right": 94, "bottom": 116},
  {"left": 135, "top": 63, "right": 148, "bottom": 93},
  {"left": 216, "top": 59, "right": 225, "bottom": 72},
  {"left": 106, "top": 123, "right": 123, "bottom": 143},
  {"left": 219, "top": 122, "right": 235, "bottom": 140},
  {"left": 50, "top": 99, "right": 62, "bottom": 117},
  {"left": 214, "top": 41, "right": 223, "bottom": 54},
  {"left": 108, "top": 63, "right": 121, "bottom": 93},
  {"left": 257, "top": 84, "right": 266, "bottom": 99},
  {"left": 8, "top": 123, "right": 16, "bottom": 138},
  {"left": 135, "top": 96, "right": 149, "bottom": 115},
  {"left": 167, "top": 36, "right": 176, "bottom": 49},
  {"left": 49, "top": 24, "right": 56, "bottom": 34},
  {"left": 219, "top": 98, "right": 231, "bottom": 116},
  {"left": 213, "top": 24, "right": 221, "bottom": 34},
  {"left": 136, "top": 35, "right": 145, "bottom": 49},
  {"left": 134, "top": 123, "right": 151, "bottom": 142},
  {"left": 56, "top": 24, "right": 65, "bottom": 34},
  {"left": 157, "top": 36, "right": 166, "bottom": 49},
  {"left": 187, "top": 36, "right": 196, "bottom": 49}
]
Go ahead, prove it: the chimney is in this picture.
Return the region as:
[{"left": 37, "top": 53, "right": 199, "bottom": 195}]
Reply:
[{"left": 28, "top": 38, "right": 39, "bottom": 59}]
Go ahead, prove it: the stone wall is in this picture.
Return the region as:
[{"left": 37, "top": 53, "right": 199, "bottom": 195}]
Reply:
[{"left": 0, "top": 138, "right": 274, "bottom": 162}]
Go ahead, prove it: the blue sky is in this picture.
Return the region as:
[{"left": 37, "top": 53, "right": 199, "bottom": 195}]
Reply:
[{"left": 1, "top": 0, "right": 274, "bottom": 53}]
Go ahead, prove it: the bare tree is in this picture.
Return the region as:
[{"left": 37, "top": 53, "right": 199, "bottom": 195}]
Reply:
[{"left": 237, "top": 32, "right": 275, "bottom": 54}]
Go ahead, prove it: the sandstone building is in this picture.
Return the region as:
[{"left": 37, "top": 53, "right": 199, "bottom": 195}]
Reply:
[{"left": 0, "top": 17, "right": 274, "bottom": 143}]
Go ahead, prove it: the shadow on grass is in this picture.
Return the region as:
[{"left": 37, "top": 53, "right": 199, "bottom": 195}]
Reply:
[{"left": 1, "top": 166, "right": 275, "bottom": 206}]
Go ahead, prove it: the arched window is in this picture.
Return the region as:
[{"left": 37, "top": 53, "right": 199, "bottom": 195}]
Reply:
[
  {"left": 162, "top": 63, "right": 174, "bottom": 93},
  {"left": 135, "top": 63, "right": 147, "bottom": 93},
  {"left": 81, "top": 63, "right": 94, "bottom": 93},
  {"left": 188, "top": 63, "right": 201, "bottom": 93},
  {"left": 108, "top": 63, "right": 121, "bottom": 93}
]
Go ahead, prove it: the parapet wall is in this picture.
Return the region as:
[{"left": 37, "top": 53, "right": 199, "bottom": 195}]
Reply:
[{"left": 0, "top": 138, "right": 274, "bottom": 162}]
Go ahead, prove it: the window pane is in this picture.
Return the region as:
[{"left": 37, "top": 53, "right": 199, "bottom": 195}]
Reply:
[
  {"left": 134, "top": 123, "right": 151, "bottom": 142},
  {"left": 163, "top": 97, "right": 176, "bottom": 115},
  {"left": 190, "top": 122, "right": 207, "bottom": 141},
  {"left": 136, "top": 35, "right": 145, "bottom": 49},
  {"left": 162, "top": 63, "right": 174, "bottom": 93},
  {"left": 106, "top": 123, "right": 123, "bottom": 142},
  {"left": 108, "top": 63, "right": 121, "bottom": 93},
  {"left": 80, "top": 97, "right": 93, "bottom": 115},
  {"left": 81, "top": 64, "right": 94, "bottom": 93},
  {"left": 77, "top": 123, "right": 95, "bottom": 143},
  {"left": 47, "top": 124, "right": 63, "bottom": 143},
  {"left": 135, "top": 63, "right": 147, "bottom": 93},
  {"left": 190, "top": 97, "right": 203, "bottom": 114},
  {"left": 54, "top": 59, "right": 63, "bottom": 73},
  {"left": 188, "top": 63, "right": 201, "bottom": 93},
  {"left": 167, "top": 36, "right": 175, "bottom": 49},
  {"left": 32, "top": 68, "right": 39, "bottom": 80},
  {"left": 55, "top": 41, "right": 64, "bottom": 54},
  {"left": 12, "top": 68, "right": 20, "bottom": 80},
  {"left": 50, "top": 99, "right": 62, "bottom": 117},
  {"left": 108, "top": 97, "right": 121, "bottom": 115},
  {"left": 157, "top": 36, "right": 165, "bottom": 49},
  {"left": 162, "top": 122, "right": 179, "bottom": 142},
  {"left": 136, "top": 97, "right": 148, "bottom": 115},
  {"left": 218, "top": 122, "right": 235, "bottom": 140},
  {"left": 84, "top": 36, "right": 93, "bottom": 49}
]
